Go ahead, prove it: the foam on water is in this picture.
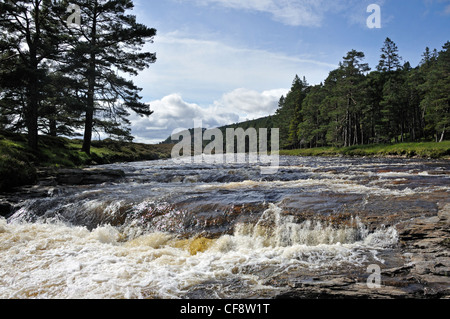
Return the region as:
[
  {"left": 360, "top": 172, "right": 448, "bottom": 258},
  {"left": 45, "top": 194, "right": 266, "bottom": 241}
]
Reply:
[
  {"left": 200, "top": 177, "right": 444, "bottom": 197},
  {"left": 2, "top": 156, "right": 447, "bottom": 299},
  {"left": 233, "top": 204, "right": 370, "bottom": 247},
  {"left": 0, "top": 204, "right": 398, "bottom": 299}
]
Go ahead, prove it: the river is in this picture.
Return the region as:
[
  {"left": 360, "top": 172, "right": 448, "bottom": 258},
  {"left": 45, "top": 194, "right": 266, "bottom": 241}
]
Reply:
[{"left": 1, "top": 156, "right": 449, "bottom": 299}]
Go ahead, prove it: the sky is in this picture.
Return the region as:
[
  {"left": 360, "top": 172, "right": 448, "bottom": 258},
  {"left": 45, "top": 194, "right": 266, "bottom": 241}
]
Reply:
[{"left": 125, "top": 0, "right": 450, "bottom": 144}]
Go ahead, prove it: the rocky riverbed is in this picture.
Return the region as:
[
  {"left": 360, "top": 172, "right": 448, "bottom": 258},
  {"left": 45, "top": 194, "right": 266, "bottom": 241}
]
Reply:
[
  {"left": 1, "top": 156, "right": 449, "bottom": 299},
  {"left": 278, "top": 204, "right": 450, "bottom": 299}
]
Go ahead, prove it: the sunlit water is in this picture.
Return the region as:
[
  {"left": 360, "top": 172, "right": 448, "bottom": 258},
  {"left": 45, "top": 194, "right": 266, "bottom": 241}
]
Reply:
[{"left": 1, "top": 156, "right": 449, "bottom": 299}]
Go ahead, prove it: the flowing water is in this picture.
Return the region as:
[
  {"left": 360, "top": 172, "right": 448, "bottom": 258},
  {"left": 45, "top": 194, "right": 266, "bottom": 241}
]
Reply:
[{"left": 0, "top": 156, "right": 449, "bottom": 299}]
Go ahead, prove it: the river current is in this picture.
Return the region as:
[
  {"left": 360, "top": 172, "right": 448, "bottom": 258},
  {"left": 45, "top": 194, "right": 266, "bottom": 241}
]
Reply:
[{"left": 1, "top": 156, "right": 449, "bottom": 299}]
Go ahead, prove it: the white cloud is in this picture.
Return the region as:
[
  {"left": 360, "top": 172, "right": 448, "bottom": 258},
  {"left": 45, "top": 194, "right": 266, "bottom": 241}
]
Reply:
[
  {"left": 129, "top": 93, "right": 238, "bottom": 143},
  {"left": 130, "top": 88, "right": 288, "bottom": 144},
  {"left": 136, "top": 31, "right": 336, "bottom": 104},
  {"left": 213, "top": 88, "right": 288, "bottom": 120},
  {"left": 128, "top": 4, "right": 342, "bottom": 144},
  {"left": 130, "top": 31, "right": 337, "bottom": 143},
  {"left": 183, "top": 0, "right": 393, "bottom": 28},
  {"left": 190, "top": 0, "right": 327, "bottom": 27}
]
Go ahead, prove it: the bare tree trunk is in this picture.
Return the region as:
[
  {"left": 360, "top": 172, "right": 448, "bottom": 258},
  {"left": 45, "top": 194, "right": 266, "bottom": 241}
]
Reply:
[{"left": 439, "top": 125, "right": 446, "bottom": 143}]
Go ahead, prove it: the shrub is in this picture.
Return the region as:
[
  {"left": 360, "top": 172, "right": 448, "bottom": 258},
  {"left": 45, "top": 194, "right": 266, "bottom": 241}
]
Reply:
[{"left": 0, "top": 155, "right": 37, "bottom": 191}]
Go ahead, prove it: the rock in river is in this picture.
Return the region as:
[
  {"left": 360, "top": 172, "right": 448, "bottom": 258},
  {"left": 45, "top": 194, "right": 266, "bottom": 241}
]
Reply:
[{"left": 54, "top": 168, "right": 126, "bottom": 186}]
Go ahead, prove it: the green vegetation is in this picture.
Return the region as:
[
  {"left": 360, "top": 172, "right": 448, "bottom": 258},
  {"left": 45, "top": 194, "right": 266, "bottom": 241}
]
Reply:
[
  {"left": 0, "top": 130, "right": 173, "bottom": 191},
  {"left": 274, "top": 38, "right": 449, "bottom": 150},
  {"left": 164, "top": 38, "right": 449, "bottom": 155},
  {"left": 1, "top": 4, "right": 449, "bottom": 193},
  {"left": 0, "top": 1, "right": 156, "bottom": 153},
  {"left": 279, "top": 141, "right": 450, "bottom": 159}
]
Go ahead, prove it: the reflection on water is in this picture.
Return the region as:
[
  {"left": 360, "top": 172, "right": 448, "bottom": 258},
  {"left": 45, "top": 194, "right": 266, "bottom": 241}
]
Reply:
[{"left": 0, "top": 156, "right": 449, "bottom": 298}]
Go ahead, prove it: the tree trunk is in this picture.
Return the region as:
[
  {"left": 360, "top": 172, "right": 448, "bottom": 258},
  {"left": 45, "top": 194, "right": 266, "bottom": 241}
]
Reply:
[
  {"left": 82, "top": 101, "right": 94, "bottom": 154},
  {"left": 49, "top": 117, "right": 57, "bottom": 137},
  {"left": 82, "top": 54, "right": 96, "bottom": 154},
  {"left": 26, "top": 94, "right": 39, "bottom": 151},
  {"left": 439, "top": 125, "right": 446, "bottom": 143},
  {"left": 26, "top": 48, "right": 39, "bottom": 150},
  {"left": 25, "top": 2, "right": 41, "bottom": 152},
  {"left": 82, "top": 2, "right": 98, "bottom": 155},
  {"left": 401, "top": 123, "right": 404, "bottom": 143}
]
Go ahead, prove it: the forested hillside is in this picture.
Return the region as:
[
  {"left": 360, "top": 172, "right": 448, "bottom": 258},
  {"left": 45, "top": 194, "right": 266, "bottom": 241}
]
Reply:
[
  {"left": 165, "top": 38, "right": 449, "bottom": 152},
  {"left": 275, "top": 38, "right": 449, "bottom": 149}
]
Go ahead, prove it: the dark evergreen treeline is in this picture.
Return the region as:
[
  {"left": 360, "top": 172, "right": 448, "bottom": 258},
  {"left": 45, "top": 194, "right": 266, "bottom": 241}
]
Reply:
[
  {"left": 0, "top": 0, "right": 156, "bottom": 154},
  {"left": 275, "top": 38, "right": 450, "bottom": 149}
]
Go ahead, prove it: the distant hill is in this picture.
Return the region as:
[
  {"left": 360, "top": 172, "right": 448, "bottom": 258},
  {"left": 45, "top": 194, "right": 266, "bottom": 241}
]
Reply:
[
  {"left": 218, "top": 116, "right": 275, "bottom": 132},
  {"left": 161, "top": 116, "right": 275, "bottom": 145}
]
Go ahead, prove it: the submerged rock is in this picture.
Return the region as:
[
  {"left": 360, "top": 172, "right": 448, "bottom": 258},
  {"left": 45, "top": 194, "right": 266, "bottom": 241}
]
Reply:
[
  {"left": 276, "top": 204, "right": 450, "bottom": 299},
  {"left": 55, "top": 168, "right": 126, "bottom": 185},
  {"left": 0, "top": 202, "right": 12, "bottom": 217}
]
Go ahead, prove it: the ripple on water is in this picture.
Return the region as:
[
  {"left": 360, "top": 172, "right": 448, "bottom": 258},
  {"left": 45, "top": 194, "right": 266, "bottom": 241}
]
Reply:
[{"left": 1, "top": 156, "right": 448, "bottom": 299}]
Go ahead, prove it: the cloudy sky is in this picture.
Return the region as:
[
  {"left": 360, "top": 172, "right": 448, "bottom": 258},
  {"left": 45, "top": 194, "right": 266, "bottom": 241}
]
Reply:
[{"left": 126, "top": 0, "right": 450, "bottom": 144}]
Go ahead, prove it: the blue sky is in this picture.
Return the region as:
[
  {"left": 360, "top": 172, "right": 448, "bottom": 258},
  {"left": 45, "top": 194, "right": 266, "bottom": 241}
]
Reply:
[{"left": 127, "top": 0, "right": 450, "bottom": 143}]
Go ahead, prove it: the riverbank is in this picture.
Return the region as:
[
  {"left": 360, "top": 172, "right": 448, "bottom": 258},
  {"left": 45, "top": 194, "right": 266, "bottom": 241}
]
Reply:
[
  {"left": 2, "top": 130, "right": 449, "bottom": 192},
  {"left": 279, "top": 141, "right": 450, "bottom": 159},
  {"left": 0, "top": 131, "right": 173, "bottom": 191}
]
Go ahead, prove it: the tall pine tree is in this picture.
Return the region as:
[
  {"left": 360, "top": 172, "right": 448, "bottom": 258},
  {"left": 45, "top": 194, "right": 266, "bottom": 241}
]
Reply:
[
  {"left": 298, "top": 83, "right": 327, "bottom": 148},
  {"left": 57, "top": 0, "right": 157, "bottom": 154},
  {"left": 0, "top": 0, "right": 62, "bottom": 150},
  {"left": 273, "top": 39, "right": 449, "bottom": 149},
  {"left": 326, "top": 50, "right": 370, "bottom": 147},
  {"left": 274, "top": 75, "right": 309, "bottom": 149},
  {"left": 377, "top": 38, "right": 404, "bottom": 142},
  {"left": 421, "top": 42, "right": 450, "bottom": 142},
  {"left": 377, "top": 37, "right": 402, "bottom": 73}
]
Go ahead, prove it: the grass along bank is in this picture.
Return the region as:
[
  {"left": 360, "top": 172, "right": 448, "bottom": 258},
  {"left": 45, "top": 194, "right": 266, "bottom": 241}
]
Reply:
[
  {"left": 0, "top": 130, "right": 173, "bottom": 191},
  {"left": 279, "top": 141, "right": 450, "bottom": 159},
  {"left": 2, "top": 130, "right": 449, "bottom": 192}
]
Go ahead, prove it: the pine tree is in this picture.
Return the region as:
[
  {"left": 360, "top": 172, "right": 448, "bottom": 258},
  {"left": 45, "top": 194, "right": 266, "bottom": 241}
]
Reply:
[
  {"left": 286, "top": 75, "right": 309, "bottom": 148},
  {"left": 377, "top": 37, "right": 402, "bottom": 73},
  {"left": 402, "top": 65, "right": 424, "bottom": 142},
  {"left": 377, "top": 38, "right": 405, "bottom": 142},
  {"left": 362, "top": 70, "right": 384, "bottom": 144},
  {"left": 298, "top": 84, "right": 327, "bottom": 148},
  {"left": 39, "top": 72, "right": 85, "bottom": 137},
  {"left": 0, "top": 0, "right": 62, "bottom": 150},
  {"left": 335, "top": 50, "right": 370, "bottom": 147},
  {"left": 421, "top": 42, "right": 450, "bottom": 142},
  {"left": 273, "top": 95, "right": 288, "bottom": 146},
  {"left": 57, "top": 0, "right": 157, "bottom": 154},
  {"left": 274, "top": 75, "right": 309, "bottom": 149},
  {"left": 315, "top": 69, "right": 341, "bottom": 146},
  {"left": 421, "top": 47, "right": 433, "bottom": 67},
  {"left": 379, "top": 66, "right": 409, "bottom": 142},
  {"left": 0, "top": 50, "right": 24, "bottom": 131}
]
